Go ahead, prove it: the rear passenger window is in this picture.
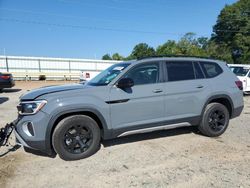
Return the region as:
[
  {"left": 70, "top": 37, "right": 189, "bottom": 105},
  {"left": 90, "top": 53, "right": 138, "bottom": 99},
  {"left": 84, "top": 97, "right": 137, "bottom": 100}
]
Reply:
[
  {"left": 200, "top": 62, "right": 223, "bottom": 78},
  {"left": 166, "top": 61, "right": 195, "bottom": 81},
  {"left": 193, "top": 62, "right": 205, "bottom": 79}
]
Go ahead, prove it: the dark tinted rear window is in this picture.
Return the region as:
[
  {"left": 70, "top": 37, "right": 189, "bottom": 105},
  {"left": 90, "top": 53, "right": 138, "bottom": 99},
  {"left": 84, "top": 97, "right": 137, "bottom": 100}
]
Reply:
[
  {"left": 230, "top": 66, "right": 250, "bottom": 76},
  {"left": 166, "top": 61, "right": 195, "bottom": 81},
  {"left": 193, "top": 62, "right": 205, "bottom": 79},
  {"left": 200, "top": 62, "right": 223, "bottom": 78}
]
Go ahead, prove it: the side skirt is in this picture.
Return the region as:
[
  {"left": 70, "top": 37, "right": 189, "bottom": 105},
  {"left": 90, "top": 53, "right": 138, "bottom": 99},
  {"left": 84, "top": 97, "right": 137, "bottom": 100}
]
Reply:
[
  {"left": 109, "top": 116, "right": 201, "bottom": 139},
  {"left": 117, "top": 122, "right": 192, "bottom": 137}
]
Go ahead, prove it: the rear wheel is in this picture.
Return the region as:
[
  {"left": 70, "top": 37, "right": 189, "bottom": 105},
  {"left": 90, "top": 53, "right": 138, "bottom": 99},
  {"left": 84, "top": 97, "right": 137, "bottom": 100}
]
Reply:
[
  {"left": 198, "top": 102, "right": 229, "bottom": 137},
  {"left": 52, "top": 115, "right": 101, "bottom": 161}
]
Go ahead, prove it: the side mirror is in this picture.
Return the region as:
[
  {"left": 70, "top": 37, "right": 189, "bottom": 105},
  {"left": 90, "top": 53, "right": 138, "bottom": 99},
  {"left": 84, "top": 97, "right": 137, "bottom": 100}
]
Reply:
[{"left": 117, "top": 78, "right": 134, "bottom": 88}]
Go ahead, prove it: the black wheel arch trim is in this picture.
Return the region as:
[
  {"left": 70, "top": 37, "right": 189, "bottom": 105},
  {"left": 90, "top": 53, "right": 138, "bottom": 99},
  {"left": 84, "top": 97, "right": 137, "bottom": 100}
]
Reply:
[
  {"left": 201, "top": 94, "right": 234, "bottom": 119},
  {"left": 45, "top": 108, "right": 111, "bottom": 155}
]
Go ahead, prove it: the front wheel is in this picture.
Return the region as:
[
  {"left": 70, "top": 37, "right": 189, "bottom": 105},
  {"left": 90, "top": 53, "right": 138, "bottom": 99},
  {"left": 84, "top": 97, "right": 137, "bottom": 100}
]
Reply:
[
  {"left": 52, "top": 115, "right": 101, "bottom": 161},
  {"left": 198, "top": 103, "right": 230, "bottom": 137}
]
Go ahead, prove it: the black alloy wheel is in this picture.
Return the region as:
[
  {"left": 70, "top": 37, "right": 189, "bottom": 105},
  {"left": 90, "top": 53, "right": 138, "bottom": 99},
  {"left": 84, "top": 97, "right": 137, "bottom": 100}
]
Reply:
[
  {"left": 208, "top": 109, "right": 226, "bottom": 132},
  {"left": 52, "top": 115, "right": 101, "bottom": 161},
  {"left": 198, "top": 102, "right": 229, "bottom": 137},
  {"left": 64, "top": 124, "right": 93, "bottom": 154}
]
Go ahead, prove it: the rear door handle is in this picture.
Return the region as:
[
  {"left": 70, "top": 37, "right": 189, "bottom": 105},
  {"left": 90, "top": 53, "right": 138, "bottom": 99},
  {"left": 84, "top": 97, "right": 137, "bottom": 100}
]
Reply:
[{"left": 153, "top": 89, "right": 163, "bottom": 93}]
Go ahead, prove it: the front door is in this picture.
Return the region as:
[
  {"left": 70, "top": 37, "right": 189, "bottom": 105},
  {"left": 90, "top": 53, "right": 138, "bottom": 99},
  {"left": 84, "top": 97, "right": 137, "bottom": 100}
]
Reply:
[{"left": 109, "top": 62, "right": 165, "bottom": 130}]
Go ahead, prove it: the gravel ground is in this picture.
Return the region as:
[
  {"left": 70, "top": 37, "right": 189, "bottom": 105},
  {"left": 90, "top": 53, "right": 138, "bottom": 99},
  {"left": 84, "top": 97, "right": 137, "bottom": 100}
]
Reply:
[{"left": 0, "top": 81, "right": 250, "bottom": 188}]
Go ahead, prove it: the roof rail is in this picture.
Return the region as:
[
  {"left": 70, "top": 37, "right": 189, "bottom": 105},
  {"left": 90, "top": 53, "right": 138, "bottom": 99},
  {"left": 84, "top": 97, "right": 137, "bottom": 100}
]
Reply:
[{"left": 137, "top": 55, "right": 215, "bottom": 60}]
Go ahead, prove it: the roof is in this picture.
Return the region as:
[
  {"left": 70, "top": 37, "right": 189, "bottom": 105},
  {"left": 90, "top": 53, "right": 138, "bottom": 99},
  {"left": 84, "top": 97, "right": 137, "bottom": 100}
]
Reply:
[
  {"left": 228, "top": 64, "right": 250, "bottom": 68},
  {"left": 136, "top": 56, "right": 226, "bottom": 65}
]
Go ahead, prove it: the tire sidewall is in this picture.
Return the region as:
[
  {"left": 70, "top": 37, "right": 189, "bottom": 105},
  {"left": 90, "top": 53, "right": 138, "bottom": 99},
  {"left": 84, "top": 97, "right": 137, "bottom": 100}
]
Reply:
[
  {"left": 52, "top": 115, "right": 101, "bottom": 161},
  {"left": 200, "top": 103, "right": 230, "bottom": 137}
]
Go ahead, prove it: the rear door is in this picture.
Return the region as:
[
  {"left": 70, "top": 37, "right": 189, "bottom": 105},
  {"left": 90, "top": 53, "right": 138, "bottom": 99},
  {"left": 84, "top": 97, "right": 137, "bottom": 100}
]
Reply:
[
  {"left": 163, "top": 61, "right": 211, "bottom": 121},
  {"left": 109, "top": 62, "right": 166, "bottom": 130}
]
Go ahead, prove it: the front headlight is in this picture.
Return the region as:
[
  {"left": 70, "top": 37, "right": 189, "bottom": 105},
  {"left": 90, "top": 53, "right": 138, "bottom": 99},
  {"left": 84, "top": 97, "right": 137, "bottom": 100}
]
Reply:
[{"left": 17, "top": 100, "right": 47, "bottom": 115}]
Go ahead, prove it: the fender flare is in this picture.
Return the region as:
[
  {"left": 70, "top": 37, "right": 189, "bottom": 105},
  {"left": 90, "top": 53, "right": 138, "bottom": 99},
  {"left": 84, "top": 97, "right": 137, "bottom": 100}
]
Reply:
[
  {"left": 201, "top": 94, "right": 234, "bottom": 118},
  {"left": 44, "top": 107, "right": 111, "bottom": 154}
]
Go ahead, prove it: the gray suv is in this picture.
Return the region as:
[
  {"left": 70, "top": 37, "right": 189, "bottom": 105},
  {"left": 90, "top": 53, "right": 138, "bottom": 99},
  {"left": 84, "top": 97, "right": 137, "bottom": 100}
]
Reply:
[{"left": 15, "top": 57, "right": 244, "bottom": 160}]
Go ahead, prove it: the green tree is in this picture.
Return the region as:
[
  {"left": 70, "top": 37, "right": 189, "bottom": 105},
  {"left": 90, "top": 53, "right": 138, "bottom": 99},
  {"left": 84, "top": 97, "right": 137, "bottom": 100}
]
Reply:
[
  {"left": 176, "top": 33, "right": 207, "bottom": 56},
  {"left": 206, "top": 41, "right": 233, "bottom": 63},
  {"left": 156, "top": 40, "right": 180, "bottom": 55},
  {"left": 156, "top": 34, "right": 210, "bottom": 57},
  {"left": 112, "top": 53, "right": 124, "bottom": 60},
  {"left": 102, "top": 54, "right": 112, "bottom": 60},
  {"left": 197, "top": 37, "right": 209, "bottom": 49},
  {"left": 130, "top": 43, "right": 155, "bottom": 59},
  {"left": 212, "top": 0, "right": 250, "bottom": 64}
]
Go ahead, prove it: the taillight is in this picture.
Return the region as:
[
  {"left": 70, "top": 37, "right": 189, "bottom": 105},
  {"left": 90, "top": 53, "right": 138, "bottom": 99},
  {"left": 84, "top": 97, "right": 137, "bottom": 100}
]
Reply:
[
  {"left": 235, "top": 81, "right": 243, "bottom": 90},
  {"left": 0, "top": 75, "right": 10, "bottom": 80}
]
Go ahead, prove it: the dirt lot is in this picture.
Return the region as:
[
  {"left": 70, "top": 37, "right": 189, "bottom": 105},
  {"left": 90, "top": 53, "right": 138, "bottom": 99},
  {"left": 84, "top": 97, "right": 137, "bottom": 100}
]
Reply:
[{"left": 0, "top": 81, "right": 250, "bottom": 188}]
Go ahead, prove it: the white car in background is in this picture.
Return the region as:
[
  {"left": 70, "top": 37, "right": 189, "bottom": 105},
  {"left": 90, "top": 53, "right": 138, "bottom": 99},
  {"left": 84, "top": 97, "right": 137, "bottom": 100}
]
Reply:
[
  {"left": 79, "top": 71, "right": 100, "bottom": 82},
  {"left": 229, "top": 64, "right": 250, "bottom": 94}
]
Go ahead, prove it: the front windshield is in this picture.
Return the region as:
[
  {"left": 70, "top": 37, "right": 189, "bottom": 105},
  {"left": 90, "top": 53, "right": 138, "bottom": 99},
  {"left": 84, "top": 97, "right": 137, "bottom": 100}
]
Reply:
[
  {"left": 87, "top": 63, "right": 130, "bottom": 86},
  {"left": 230, "top": 66, "right": 250, "bottom": 76}
]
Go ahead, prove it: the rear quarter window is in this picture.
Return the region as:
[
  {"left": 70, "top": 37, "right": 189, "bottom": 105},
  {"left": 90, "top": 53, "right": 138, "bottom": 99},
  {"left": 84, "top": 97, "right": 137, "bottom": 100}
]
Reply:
[{"left": 200, "top": 62, "right": 223, "bottom": 78}]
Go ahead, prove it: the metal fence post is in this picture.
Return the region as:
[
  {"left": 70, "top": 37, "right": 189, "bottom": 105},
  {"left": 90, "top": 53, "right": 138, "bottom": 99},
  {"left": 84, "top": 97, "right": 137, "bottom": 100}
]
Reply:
[
  {"left": 69, "top": 61, "right": 71, "bottom": 80},
  {"left": 6, "top": 56, "right": 9, "bottom": 72},
  {"left": 38, "top": 59, "right": 41, "bottom": 72},
  {"left": 69, "top": 61, "right": 71, "bottom": 73}
]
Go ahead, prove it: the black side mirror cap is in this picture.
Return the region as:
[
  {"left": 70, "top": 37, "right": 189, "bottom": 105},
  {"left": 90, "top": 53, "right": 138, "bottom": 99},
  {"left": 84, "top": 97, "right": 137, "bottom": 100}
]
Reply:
[{"left": 117, "top": 78, "right": 134, "bottom": 88}]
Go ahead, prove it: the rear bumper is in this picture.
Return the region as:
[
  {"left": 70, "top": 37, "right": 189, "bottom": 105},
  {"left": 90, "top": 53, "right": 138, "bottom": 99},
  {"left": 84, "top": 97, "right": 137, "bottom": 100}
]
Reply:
[
  {"left": 0, "top": 80, "right": 15, "bottom": 89},
  {"left": 231, "top": 105, "right": 244, "bottom": 119}
]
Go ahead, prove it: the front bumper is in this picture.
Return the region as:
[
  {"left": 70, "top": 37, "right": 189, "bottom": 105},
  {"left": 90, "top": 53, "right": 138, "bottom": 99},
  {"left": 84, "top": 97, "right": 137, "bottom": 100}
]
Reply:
[
  {"left": 14, "top": 111, "right": 55, "bottom": 157},
  {"left": 15, "top": 129, "right": 30, "bottom": 148}
]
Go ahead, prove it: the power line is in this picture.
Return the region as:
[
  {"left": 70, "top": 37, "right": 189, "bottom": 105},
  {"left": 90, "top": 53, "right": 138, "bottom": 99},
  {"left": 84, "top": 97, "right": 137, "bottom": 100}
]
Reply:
[
  {"left": 57, "top": 0, "right": 146, "bottom": 13},
  {"left": 1, "top": 17, "right": 248, "bottom": 36},
  {"left": 0, "top": 17, "right": 189, "bottom": 36},
  {"left": 1, "top": 7, "right": 247, "bottom": 24},
  {"left": 214, "top": 29, "right": 250, "bottom": 34},
  {"left": 0, "top": 8, "right": 129, "bottom": 24},
  {"left": 1, "top": 17, "right": 247, "bottom": 36},
  {"left": 56, "top": 0, "right": 249, "bottom": 17}
]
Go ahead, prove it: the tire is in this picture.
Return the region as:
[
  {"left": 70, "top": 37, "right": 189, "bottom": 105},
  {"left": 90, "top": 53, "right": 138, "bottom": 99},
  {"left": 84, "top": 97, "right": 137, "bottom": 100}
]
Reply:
[
  {"left": 52, "top": 115, "right": 101, "bottom": 161},
  {"left": 198, "top": 102, "right": 230, "bottom": 137}
]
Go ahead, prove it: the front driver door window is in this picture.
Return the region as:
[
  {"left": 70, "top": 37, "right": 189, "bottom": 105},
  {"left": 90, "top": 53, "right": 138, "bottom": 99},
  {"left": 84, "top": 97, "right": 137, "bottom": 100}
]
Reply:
[{"left": 124, "top": 63, "right": 159, "bottom": 85}]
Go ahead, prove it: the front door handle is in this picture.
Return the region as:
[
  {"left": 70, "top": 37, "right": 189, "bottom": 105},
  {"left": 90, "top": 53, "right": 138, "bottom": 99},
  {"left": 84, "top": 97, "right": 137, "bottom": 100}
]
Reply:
[
  {"left": 196, "top": 85, "right": 204, "bottom": 89},
  {"left": 153, "top": 89, "right": 163, "bottom": 93}
]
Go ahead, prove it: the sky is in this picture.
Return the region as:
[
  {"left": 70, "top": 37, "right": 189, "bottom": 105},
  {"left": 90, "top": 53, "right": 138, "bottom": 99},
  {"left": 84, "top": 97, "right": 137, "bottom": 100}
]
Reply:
[{"left": 0, "top": 0, "right": 237, "bottom": 59}]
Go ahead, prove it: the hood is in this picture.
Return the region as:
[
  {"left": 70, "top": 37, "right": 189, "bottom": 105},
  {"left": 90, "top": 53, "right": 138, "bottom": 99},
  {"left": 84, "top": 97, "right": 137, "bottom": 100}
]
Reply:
[{"left": 21, "top": 83, "right": 84, "bottom": 100}]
